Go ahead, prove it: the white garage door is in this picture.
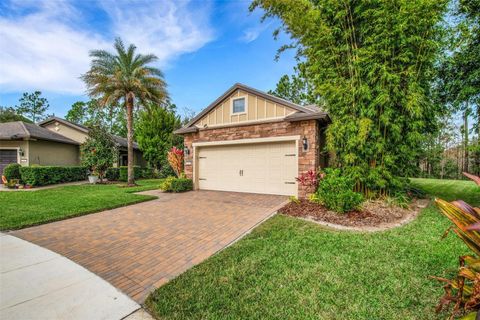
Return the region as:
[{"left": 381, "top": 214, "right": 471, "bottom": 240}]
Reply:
[{"left": 197, "top": 141, "right": 297, "bottom": 196}]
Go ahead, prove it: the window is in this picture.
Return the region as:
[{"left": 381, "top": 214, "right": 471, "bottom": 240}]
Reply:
[{"left": 232, "top": 97, "right": 246, "bottom": 114}]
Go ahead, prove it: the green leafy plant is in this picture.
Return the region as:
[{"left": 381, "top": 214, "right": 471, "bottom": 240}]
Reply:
[
  {"left": 313, "top": 168, "right": 364, "bottom": 213},
  {"left": 105, "top": 167, "right": 120, "bottom": 181},
  {"left": 432, "top": 173, "right": 480, "bottom": 319},
  {"left": 3, "top": 163, "right": 21, "bottom": 181},
  {"left": 19, "top": 166, "right": 87, "bottom": 186},
  {"left": 159, "top": 176, "right": 192, "bottom": 193},
  {"left": 119, "top": 166, "right": 142, "bottom": 182},
  {"left": 289, "top": 196, "right": 300, "bottom": 204},
  {"left": 81, "top": 125, "right": 117, "bottom": 182},
  {"left": 251, "top": 0, "right": 447, "bottom": 194}
]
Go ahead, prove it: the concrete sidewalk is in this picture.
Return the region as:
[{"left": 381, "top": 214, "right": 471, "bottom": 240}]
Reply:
[{"left": 0, "top": 233, "right": 140, "bottom": 320}]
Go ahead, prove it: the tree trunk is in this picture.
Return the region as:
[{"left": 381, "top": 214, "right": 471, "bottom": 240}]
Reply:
[
  {"left": 476, "top": 106, "right": 480, "bottom": 175},
  {"left": 126, "top": 92, "right": 135, "bottom": 186},
  {"left": 464, "top": 109, "right": 469, "bottom": 173}
]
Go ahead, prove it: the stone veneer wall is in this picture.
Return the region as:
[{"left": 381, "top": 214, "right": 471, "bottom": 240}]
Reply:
[{"left": 182, "top": 120, "right": 321, "bottom": 198}]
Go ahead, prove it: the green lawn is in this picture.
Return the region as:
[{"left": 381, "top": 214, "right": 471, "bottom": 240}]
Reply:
[
  {"left": 146, "top": 179, "right": 479, "bottom": 320},
  {"left": 411, "top": 177, "right": 479, "bottom": 204},
  {"left": 0, "top": 179, "right": 163, "bottom": 230}
]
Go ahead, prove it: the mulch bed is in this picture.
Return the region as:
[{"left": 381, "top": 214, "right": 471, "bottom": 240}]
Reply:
[{"left": 279, "top": 198, "right": 429, "bottom": 229}]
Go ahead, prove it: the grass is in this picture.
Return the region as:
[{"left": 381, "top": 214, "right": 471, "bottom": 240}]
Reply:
[
  {"left": 146, "top": 178, "right": 479, "bottom": 320},
  {"left": 411, "top": 177, "right": 479, "bottom": 204},
  {"left": 0, "top": 179, "right": 163, "bottom": 230}
]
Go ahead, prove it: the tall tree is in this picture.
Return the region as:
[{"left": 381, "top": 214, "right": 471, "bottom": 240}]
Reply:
[
  {"left": 81, "top": 38, "right": 168, "bottom": 185},
  {"left": 439, "top": 0, "right": 480, "bottom": 174},
  {"left": 0, "top": 106, "right": 32, "bottom": 123},
  {"left": 15, "top": 91, "right": 49, "bottom": 123},
  {"left": 252, "top": 0, "right": 447, "bottom": 193},
  {"left": 65, "top": 99, "right": 128, "bottom": 136},
  {"left": 65, "top": 101, "right": 88, "bottom": 124},
  {"left": 136, "top": 104, "right": 182, "bottom": 170},
  {"left": 268, "top": 64, "right": 321, "bottom": 106}
]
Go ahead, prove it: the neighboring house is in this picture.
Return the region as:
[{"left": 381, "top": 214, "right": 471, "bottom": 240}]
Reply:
[
  {"left": 0, "top": 117, "right": 146, "bottom": 174},
  {"left": 175, "top": 83, "right": 330, "bottom": 197}
]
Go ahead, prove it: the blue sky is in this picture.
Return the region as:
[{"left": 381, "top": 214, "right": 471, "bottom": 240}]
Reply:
[{"left": 0, "top": 0, "right": 297, "bottom": 118}]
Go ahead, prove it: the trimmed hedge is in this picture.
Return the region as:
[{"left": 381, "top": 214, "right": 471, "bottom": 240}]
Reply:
[
  {"left": 19, "top": 166, "right": 87, "bottom": 187},
  {"left": 141, "top": 167, "right": 155, "bottom": 179},
  {"left": 160, "top": 176, "right": 193, "bottom": 193},
  {"left": 119, "top": 166, "right": 142, "bottom": 181},
  {"left": 171, "top": 178, "right": 193, "bottom": 192},
  {"left": 106, "top": 167, "right": 120, "bottom": 181},
  {"left": 3, "top": 163, "right": 22, "bottom": 181},
  {"left": 106, "top": 167, "right": 153, "bottom": 181}
]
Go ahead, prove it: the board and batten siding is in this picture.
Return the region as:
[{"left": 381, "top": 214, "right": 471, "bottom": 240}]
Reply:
[{"left": 195, "top": 89, "right": 297, "bottom": 128}]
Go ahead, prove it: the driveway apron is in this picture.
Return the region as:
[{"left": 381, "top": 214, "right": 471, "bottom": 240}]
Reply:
[{"left": 11, "top": 190, "right": 287, "bottom": 302}]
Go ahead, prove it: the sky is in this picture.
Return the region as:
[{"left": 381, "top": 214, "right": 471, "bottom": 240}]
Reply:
[{"left": 0, "top": 0, "right": 297, "bottom": 119}]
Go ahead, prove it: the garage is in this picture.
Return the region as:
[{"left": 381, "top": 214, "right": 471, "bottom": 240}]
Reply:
[
  {"left": 174, "top": 83, "right": 330, "bottom": 198},
  {"left": 0, "top": 149, "right": 18, "bottom": 177},
  {"left": 197, "top": 141, "right": 298, "bottom": 196}
]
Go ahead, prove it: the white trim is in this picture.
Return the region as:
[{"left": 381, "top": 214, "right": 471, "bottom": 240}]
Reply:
[
  {"left": 194, "top": 116, "right": 288, "bottom": 130},
  {"left": 192, "top": 135, "right": 301, "bottom": 147},
  {"left": 230, "top": 96, "right": 247, "bottom": 116}
]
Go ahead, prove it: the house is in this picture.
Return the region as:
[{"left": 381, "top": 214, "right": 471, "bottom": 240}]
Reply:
[
  {"left": 174, "top": 83, "right": 330, "bottom": 197},
  {"left": 0, "top": 117, "right": 146, "bottom": 174}
]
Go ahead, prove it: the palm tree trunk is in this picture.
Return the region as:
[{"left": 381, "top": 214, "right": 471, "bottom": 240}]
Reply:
[{"left": 126, "top": 93, "right": 135, "bottom": 186}]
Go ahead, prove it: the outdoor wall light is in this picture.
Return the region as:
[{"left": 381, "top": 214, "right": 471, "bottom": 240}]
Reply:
[
  {"left": 302, "top": 136, "right": 308, "bottom": 151},
  {"left": 184, "top": 146, "right": 190, "bottom": 156},
  {"left": 19, "top": 148, "right": 25, "bottom": 157}
]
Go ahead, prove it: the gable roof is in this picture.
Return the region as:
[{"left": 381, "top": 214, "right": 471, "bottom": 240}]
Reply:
[
  {"left": 0, "top": 121, "right": 80, "bottom": 144},
  {"left": 175, "top": 83, "right": 329, "bottom": 134},
  {"left": 38, "top": 116, "right": 89, "bottom": 133},
  {"left": 39, "top": 117, "right": 140, "bottom": 150}
]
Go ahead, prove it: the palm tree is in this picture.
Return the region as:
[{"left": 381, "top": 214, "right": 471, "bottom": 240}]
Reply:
[{"left": 81, "top": 38, "right": 168, "bottom": 185}]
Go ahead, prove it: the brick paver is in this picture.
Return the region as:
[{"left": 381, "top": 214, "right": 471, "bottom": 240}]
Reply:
[{"left": 11, "top": 190, "right": 287, "bottom": 302}]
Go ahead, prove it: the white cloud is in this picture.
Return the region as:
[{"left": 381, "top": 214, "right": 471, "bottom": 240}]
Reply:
[
  {"left": 0, "top": 0, "right": 214, "bottom": 94},
  {"left": 102, "top": 0, "right": 214, "bottom": 65},
  {"left": 239, "top": 15, "right": 271, "bottom": 43}
]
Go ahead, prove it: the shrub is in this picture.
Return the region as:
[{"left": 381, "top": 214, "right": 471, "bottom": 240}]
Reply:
[
  {"left": 313, "top": 168, "right": 364, "bottom": 213},
  {"left": 160, "top": 176, "right": 193, "bottom": 192},
  {"left": 170, "top": 178, "right": 193, "bottom": 192},
  {"left": 141, "top": 167, "right": 155, "bottom": 179},
  {"left": 105, "top": 167, "right": 120, "bottom": 181},
  {"left": 296, "top": 169, "right": 320, "bottom": 195},
  {"left": 20, "top": 166, "right": 87, "bottom": 186},
  {"left": 80, "top": 125, "right": 117, "bottom": 181},
  {"left": 158, "top": 158, "right": 176, "bottom": 178},
  {"left": 432, "top": 173, "right": 480, "bottom": 319},
  {"left": 167, "top": 146, "right": 184, "bottom": 177},
  {"left": 3, "top": 163, "right": 21, "bottom": 181},
  {"left": 119, "top": 166, "right": 142, "bottom": 181},
  {"left": 159, "top": 176, "right": 175, "bottom": 191}
]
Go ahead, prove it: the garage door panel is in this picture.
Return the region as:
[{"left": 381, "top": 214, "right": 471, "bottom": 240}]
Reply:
[
  {"left": 0, "top": 149, "right": 18, "bottom": 179},
  {"left": 197, "top": 141, "right": 297, "bottom": 196}
]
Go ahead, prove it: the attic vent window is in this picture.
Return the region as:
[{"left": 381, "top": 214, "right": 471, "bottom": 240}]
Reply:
[{"left": 232, "top": 97, "right": 246, "bottom": 114}]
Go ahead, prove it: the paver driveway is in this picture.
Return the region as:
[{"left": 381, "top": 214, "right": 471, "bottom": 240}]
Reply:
[{"left": 12, "top": 190, "right": 287, "bottom": 302}]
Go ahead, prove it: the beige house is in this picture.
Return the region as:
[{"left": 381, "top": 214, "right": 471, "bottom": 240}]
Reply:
[
  {"left": 175, "top": 83, "right": 330, "bottom": 198},
  {"left": 0, "top": 117, "right": 146, "bottom": 174}
]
